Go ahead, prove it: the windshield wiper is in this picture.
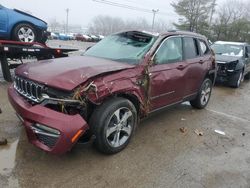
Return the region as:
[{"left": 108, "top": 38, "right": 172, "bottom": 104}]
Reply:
[{"left": 112, "top": 58, "right": 137, "bottom": 64}]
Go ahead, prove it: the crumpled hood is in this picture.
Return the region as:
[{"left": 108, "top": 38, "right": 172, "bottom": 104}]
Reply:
[
  {"left": 15, "top": 56, "right": 134, "bottom": 91},
  {"left": 215, "top": 55, "right": 241, "bottom": 63}
]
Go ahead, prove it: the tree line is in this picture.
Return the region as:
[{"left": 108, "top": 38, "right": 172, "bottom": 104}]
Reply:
[
  {"left": 172, "top": 0, "right": 250, "bottom": 42},
  {"left": 49, "top": 0, "right": 249, "bottom": 42},
  {"left": 87, "top": 16, "right": 172, "bottom": 36}
]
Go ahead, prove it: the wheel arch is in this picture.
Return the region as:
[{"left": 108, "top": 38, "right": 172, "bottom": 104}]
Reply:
[
  {"left": 89, "top": 91, "right": 144, "bottom": 117},
  {"left": 10, "top": 21, "right": 38, "bottom": 39},
  {"left": 115, "top": 93, "right": 141, "bottom": 114},
  {"left": 205, "top": 70, "right": 216, "bottom": 85},
  {"left": 235, "top": 60, "right": 245, "bottom": 72}
]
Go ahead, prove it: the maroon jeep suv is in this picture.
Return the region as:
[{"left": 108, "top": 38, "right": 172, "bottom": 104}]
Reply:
[{"left": 8, "top": 30, "right": 216, "bottom": 154}]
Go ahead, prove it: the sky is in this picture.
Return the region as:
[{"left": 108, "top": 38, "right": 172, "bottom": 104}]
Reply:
[{"left": 0, "top": 0, "right": 232, "bottom": 28}]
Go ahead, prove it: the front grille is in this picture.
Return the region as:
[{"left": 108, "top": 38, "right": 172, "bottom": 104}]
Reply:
[
  {"left": 217, "top": 63, "right": 227, "bottom": 74},
  {"left": 217, "top": 61, "right": 237, "bottom": 74},
  {"left": 36, "top": 134, "right": 59, "bottom": 148},
  {"left": 14, "top": 76, "right": 43, "bottom": 103}
]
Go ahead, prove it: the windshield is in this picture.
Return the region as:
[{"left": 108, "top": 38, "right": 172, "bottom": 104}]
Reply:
[
  {"left": 211, "top": 43, "right": 243, "bottom": 57},
  {"left": 84, "top": 31, "right": 156, "bottom": 64}
]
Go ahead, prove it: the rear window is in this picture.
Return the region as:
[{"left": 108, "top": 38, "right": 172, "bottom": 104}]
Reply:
[{"left": 183, "top": 37, "right": 199, "bottom": 59}]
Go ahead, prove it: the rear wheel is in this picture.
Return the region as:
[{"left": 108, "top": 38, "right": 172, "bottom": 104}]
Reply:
[
  {"left": 190, "top": 78, "right": 212, "bottom": 109},
  {"left": 90, "top": 97, "right": 137, "bottom": 154}
]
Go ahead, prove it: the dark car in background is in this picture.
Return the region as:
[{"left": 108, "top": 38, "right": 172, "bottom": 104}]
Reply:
[
  {"left": 211, "top": 41, "right": 250, "bottom": 88},
  {"left": 8, "top": 30, "right": 216, "bottom": 154},
  {"left": 0, "top": 4, "right": 49, "bottom": 43},
  {"left": 75, "top": 34, "right": 91, "bottom": 42}
]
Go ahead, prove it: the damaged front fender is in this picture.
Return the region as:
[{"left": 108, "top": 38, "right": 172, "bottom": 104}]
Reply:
[{"left": 76, "top": 66, "right": 150, "bottom": 116}]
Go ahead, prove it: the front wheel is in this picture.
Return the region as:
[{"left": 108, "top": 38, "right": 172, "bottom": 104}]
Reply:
[
  {"left": 229, "top": 69, "right": 244, "bottom": 88},
  {"left": 244, "top": 72, "right": 250, "bottom": 80},
  {"left": 190, "top": 78, "right": 212, "bottom": 109},
  {"left": 90, "top": 97, "right": 137, "bottom": 154},
  {"left": 12, "top": 23, "right": 37, "bottom": 43}
]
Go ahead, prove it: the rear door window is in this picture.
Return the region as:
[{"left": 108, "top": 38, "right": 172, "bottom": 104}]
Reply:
[{"left": 183, "top": 37, "right": 199, "bottom": 59}]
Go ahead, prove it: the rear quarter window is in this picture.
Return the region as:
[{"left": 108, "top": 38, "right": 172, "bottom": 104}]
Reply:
[{"left": 198, "top": 39, "right": 210, "bottom": 55}]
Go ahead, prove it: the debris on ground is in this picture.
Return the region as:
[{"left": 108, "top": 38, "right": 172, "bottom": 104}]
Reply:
[
  {"left": 214, "top": 130, "right": 226, "bottom": 135},
  {"left": 181, "top": 118, "right": 186, "bottom": 121},
  {"left": 0, "top": 107, "right": 2, "bottom": 114},
  {"left": 194, "top": 129, "right": 203, "bottom": 136},
  {"left": 0, "top": 138, "right": 8, "bottom": 145},
  {"left": 242, "top": 133, "right": 245, "bottom": 136},
  {"left": 180, "top": 127, "right": 188, "bottom": 133}
]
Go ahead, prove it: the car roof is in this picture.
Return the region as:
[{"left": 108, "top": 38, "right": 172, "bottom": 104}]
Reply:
[
  {"left": 116, "top": 30, "right": 206, "bottom": 40},
  {"left": 214, "top": 41, "right": 248, "bottom": 46},
  {"left": 160, "top": 30, "right": 206, "bottom": 39}
]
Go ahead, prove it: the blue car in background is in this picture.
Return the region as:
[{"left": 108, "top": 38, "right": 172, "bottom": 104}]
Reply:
[{"left": 0, "top": 4, "right": 49, "bottom": 43}]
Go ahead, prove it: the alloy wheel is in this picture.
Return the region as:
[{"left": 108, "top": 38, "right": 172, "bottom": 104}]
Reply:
[
  {"left": 17, "top": 27, "right": 35, "bottom": 42},
  {"left": 106, "top": 107, "right": 133, "bottom": 148},
  {"left": 200, "top": 81, "right": 211, "bottom": 106}
]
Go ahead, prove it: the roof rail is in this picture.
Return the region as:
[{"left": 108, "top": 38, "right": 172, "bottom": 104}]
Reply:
[
  {"left": 167, "top": 30, "right": 205, "bottom": 38},
  {"left": 167, "top": 30, "right": 197, "bottom": 34}
]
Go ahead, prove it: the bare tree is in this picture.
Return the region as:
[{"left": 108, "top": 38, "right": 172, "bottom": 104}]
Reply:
[
  {"left": 212, "top": 0, "right": 250, "bottom": 41},
  {"left": 171, "top": 0, "right": 215, "bottom": 33},
  {"left": 49, "top": 18, "right": 61, "bottom": 32},
  {"left": 88, "top": 15, "right": 125, "bottom": 35},
  {"left": 88, "top": 15, "right": 173, "bottom": 35}
]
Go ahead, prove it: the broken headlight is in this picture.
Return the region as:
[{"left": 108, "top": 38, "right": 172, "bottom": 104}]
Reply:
[{"left": 227, "top": 60, "right": 238, "bottom": 72}]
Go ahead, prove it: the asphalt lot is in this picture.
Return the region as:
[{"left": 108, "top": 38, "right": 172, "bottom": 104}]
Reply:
[{"left": 1, "top": 40, "right": 250, "bottom": 188}]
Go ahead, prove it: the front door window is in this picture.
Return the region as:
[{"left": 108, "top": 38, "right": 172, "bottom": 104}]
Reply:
[{"left": 154, "top": 37, "right": 183, "bottom": 65}]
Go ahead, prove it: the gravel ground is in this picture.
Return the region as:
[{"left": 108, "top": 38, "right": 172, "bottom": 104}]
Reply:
[{"left": 1, "top": 40, "right": 250, "bottom": 188}]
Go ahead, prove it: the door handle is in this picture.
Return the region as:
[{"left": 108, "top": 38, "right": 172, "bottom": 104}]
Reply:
[
  {"left": 177, "top": 64, "right": 186, "bottom": 70},
  {"left": 199, "top": 60, "right": 204, "bottom": 64}
]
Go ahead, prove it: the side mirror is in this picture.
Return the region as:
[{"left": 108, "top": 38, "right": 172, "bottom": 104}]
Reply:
[{"left": 245, "top": 52, "right": 250, "bottom": 58}]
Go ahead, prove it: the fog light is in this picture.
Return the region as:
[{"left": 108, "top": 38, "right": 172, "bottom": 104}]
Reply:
[{"left": 35, "top": 123, "right": 60, "bottom": 135}]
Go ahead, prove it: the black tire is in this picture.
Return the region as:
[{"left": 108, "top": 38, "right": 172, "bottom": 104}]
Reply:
[
  {"left": 12, "top": 23, "right": 37, "bottom": 43},
  {"left": 38, "top": 34, "right": 48, "bottom": 44},
  {"left": 228, "top": 69, "right": 244, "bottom": 88},
  {"left": 190, "top": 78, "right": 212, "bottom": 109},
  {"left": 244, "top": 72, "right": 250, "bottom": 80},
  {"left": 0, "top": 56, "right": 12, "bottom": 82},
  {"left": 90, "top": 97, "right": 137, "bottom": 154}
]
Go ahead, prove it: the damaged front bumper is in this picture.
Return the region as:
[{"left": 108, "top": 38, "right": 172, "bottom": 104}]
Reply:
[{"left": 8, "top": 85, "right": 89, "bottom": 154}]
